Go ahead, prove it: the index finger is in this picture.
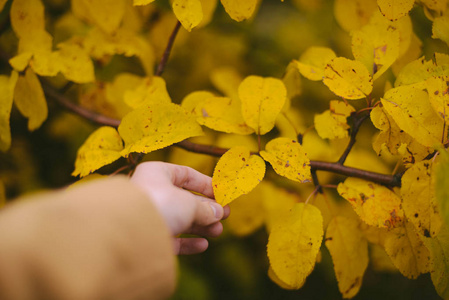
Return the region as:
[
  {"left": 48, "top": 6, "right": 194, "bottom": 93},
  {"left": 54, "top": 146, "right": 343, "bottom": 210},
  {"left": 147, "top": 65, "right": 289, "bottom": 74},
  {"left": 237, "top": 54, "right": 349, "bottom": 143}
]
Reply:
[{"left": 168, "top": 164, "right": 215, "bottom": 199}]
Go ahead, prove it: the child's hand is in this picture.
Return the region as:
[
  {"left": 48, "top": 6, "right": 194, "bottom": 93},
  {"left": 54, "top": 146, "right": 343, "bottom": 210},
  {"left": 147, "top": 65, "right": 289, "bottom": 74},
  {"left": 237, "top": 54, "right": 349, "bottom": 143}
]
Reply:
[{"left": 130, "top": 162, "right": 229, "bottom": 255}]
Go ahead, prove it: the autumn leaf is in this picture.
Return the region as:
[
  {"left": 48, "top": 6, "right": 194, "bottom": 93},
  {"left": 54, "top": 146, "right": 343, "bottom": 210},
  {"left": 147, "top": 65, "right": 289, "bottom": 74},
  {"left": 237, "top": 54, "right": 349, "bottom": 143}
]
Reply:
[
  {"left": 181, "top": 91, "right": 216, "bottom": 113},
  {"left": 212, "top": 146, "right": 265, "bottom": 206},
  {"left": 384, "top": 221, "right": 432, "bottom": 279},
  {"left": 124, "top": 76, "right": 172, "bottom": 109},
  {"left": 267, "top": 203, "right": 323, "bottom": 289},
  {"left": 334, "top": 0, "right": 377, "bottom": 32},
  {"left": 172, "top": 0, "right": 203, "bottom": 32},
  {"left": 433, "top": 16, "right": 449, "bottom": 46},
  {"left": 381, "top": 85, "right": 444, "bottom": 148},
  {"left": 294, "top": 47, "right": 336, "bottom": 81},
  {"left": 325, "top": 216, "right": 369, "bottom": 298},
  {"left": 395, "top": 56, "right": 449, "bottom": 89},
  {"left": 314, "top": 100, "right": 355, "bottom": 140},
  {"left": 262, "top": 181, "right": 298, "bottom": 232},
  {"left": 210, "top": 66, "right": 242, "bottom": 100},
  {"left": 337, "top": 178, "right": 404, "bottom": 229},
  {"left": 72, "top": 127, "right": 123, "bottom": 177},
  {"left": 239, "top": 75, "right": 287, "bottom": 135},
  {"left": 323, "top": 57, "right": 373, "bottom": 100},
  {"left": 260, "top": 137, "right": 311, "bottom": 183},
  {"left": 268, "top": 267, "right": 298, "bottom": 290},
  {"left": 220, "top": 0, "right": 258, "bottom": 21},
  {"left": 0, "top": 71, "right": 18, "bottom": 152},
  {"left": 402, "top": 160, "right": 442, "bottom": 237},
  {"left": 118, "top": 103, "right": 203, "bottom": 157},
  {"left": 435, "top": 150, "right": 449, "bottom": 229},
  {"left": 13, "top": 68, "right": 48, "bottom": 131},
  {"left": 72, "top": 0, "right": 126, "bottom": 34},
  {"left": 56, "top": 42, "right": 95, "bottom": 83},
  {"left": 426, "top": 75, "right": 449, "bottom": 122},
  {"left": 282, "top": 62, "right": 303, "bottom": 100},
  {"left": 377, "top": 0, "right": 414, "bottom": 21},
  {"left": 10, "top": 0, "right": 46, "bottom": 38},
  {"left": 133, "top": 0, "right": 155, "bottom": 5}
]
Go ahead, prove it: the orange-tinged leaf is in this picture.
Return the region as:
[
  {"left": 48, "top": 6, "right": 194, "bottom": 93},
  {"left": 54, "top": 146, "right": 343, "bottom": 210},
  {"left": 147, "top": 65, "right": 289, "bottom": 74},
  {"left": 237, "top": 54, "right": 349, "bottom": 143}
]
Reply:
[
  {"left": 294, "top": 47, "right": 337, "bottom": 81},
  {"left": 124, "top": 76, "right": 171, "bottom": 109},
  {"left": 433, "top": 15, "right": 449, "bottom": 46},
  {"left": 13, "top": 68, "right": 47, "bottom": 131},
  {"left": 212, "top": 146, "right": 265, "bottom": 206},
  {"left": 72, "top": 0, "right": 126, "bottom": 34},
  {"left": 314, "top": 100, "right": 355, "bottom": 140},
  {"left": 118, "top": 103, "right": 203, "bottom": 157},
  {"left": 381, "top": 85, "right": 444, "bottom": 148},
  {"left": 323, "top": 57, "right": 373, "bottom": 100},
  {"left": 351, "top": 22, "right": 400, "bottom": 79},
  {"left": 194, "top": 96, "right": 254, "bottom": 134},
  {"left": 173, "top": 0, "right": 203, "bottom": 32},
  {"left": 239, "top": 75, "right": 287, "bottom": 135},
  {"left": 334, "top": 0, "right": 377, "bottom": 32},
  {"left": 325, "top": 216, "right": 369, "bottom": 298},
  {"left": 423, "top": 225, "right": 449, "bottom": 299},
  {"left": 402, "top": 160, "right": 442, "bottom": 237},
  {"left": 72, "top": 127, "right": 123, "bottom": 177},
  {"left": 267, "top": 203, "right": 323, "bottom": 289},
  {"left": 337, "top": 178, "right": 404, "bottom": 229},
  {"left": 378, "top": 0, "right": 414, "bottom": 20},
  {"left": 0, "top": 71, "right": 18, "bottom": 152},
  {"left": 260, "top": 137, "right": 311, "bottom": 183},
  {"left": 220, "top": 0, "right": 258, "bottom": 21},
  {"left": 384, "top": 220, "right": 432, "bottom": 279}
]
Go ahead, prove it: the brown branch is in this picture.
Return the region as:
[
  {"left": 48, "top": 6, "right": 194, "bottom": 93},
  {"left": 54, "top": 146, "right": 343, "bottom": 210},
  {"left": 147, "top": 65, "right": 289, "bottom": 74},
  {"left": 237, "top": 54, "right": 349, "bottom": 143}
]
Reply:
[
  {"left": 337, "top": 113, "right": 370, "bottom": 165},
  {"left": 155, "top": 21, "right": 181, "bottom": 76}
]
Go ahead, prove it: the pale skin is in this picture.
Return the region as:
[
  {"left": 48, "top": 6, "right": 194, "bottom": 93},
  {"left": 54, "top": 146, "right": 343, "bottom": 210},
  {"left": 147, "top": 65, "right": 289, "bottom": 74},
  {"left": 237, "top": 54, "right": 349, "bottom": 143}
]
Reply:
[{"left": 130, "top": 162, "right": 230, "bottom": 255}]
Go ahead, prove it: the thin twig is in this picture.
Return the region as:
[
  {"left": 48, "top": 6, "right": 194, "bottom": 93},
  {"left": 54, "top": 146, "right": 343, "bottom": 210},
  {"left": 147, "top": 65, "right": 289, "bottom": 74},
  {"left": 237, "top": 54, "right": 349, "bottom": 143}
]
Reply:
[
  {"left": 311, "top": 169, "right": 323, "bottom": 194},
  {"left": 337, "top": 113, "right": 370, "bottom": 165},
  {"left": 155, "top": 21, "right": 181, "bottom": 76},
  {"left": 305, "top": 185, "right": 320, "bottom": 204}
]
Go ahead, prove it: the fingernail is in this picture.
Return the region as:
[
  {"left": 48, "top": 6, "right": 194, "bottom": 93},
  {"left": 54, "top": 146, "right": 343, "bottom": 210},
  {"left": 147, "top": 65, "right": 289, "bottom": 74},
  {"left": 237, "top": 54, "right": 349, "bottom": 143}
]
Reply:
[{"left": 210, "top": 203, "right": 222, "bottom": 219}]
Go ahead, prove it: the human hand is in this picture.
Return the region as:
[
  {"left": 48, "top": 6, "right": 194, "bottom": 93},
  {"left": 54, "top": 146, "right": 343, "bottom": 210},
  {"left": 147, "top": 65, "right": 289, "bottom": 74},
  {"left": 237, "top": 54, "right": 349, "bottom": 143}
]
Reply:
[{"left": 130, "top": 161, "right": 229, "bottom": 255}]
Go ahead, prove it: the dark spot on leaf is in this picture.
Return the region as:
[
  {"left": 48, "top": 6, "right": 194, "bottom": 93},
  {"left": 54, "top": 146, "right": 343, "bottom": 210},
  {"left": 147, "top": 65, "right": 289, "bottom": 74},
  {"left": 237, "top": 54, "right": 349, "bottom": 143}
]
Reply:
[{"left": 424, "top": 229, "right": 430, "bottom": 237}]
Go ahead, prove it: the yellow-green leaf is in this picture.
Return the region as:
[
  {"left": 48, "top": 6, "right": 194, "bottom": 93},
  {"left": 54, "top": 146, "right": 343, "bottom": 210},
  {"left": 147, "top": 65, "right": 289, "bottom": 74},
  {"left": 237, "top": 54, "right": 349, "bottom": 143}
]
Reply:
[
  {"left": 239, "top": 75, "right": 287, "bottom": 135},
  {"left": 351, "top": 23, "right": 400, "bottom": 80},
  {"left": 212, "top": 146, "right": 265, "bottom": 206},
  {"left": 337, "top": 178, "right": 404, "bottom": 229},
  {"left": 334, "top": 0, "right": 377, "bottom": 32},
  {"left": 118, "top": 103, "right": 203, "bottom": 157},
  {"left": 402, "top": 160, "right": 442, "bottom": 237},
  {"left": 294, "top": 47, "right": 337, "bottom": 81},
  {"left": 267, "top": 203, "right": 323, "bottom": 289},
  {"left": 381, "top": 85, "right": 444, "bottom": 148},
  {"left": 433, "top": 15, "right": 449, "bottom": 46},
  {"left": 435, "top": 150, "right": 449, "bottom": 229},
  {"left": 220, "top": 0, "right": 258, "bottom": 21},
  {"left": 194, "top": 96, "right": 254, "bottom": 135},
  {"left": 377, "top": 0, "right": 414, "bottom": 21},
  {"left": 384, "top": 221, "right": 432, "bottom": 279},
  {"left": 314, "top": 100, "right": 355, "bottom": 140},
  {"left": 13, "top": 68, "right": 47, "bottom": 131},
  {"left": 72, "top": 126, "right": 123, "bottom": 177},
  {"left": 423, "top": 225, "right": 449, "bottom": 299},
  {"left": 173, "top": 0, "right": 203, "bottom": 32},
  {"left": 323, "top": 57, "right": 373, "bottom": 100},
  {"left": 72, "top": 0, "right": 126, "bottom": 34},
  {"left": 260, "top": 137, "right": 311, "bottom": 183},
  {"left": 325, "top": 216, "right": 369, "bottom": 298},
  {"left": 0, "top": 71, "right": 19, "bottom": 152}
]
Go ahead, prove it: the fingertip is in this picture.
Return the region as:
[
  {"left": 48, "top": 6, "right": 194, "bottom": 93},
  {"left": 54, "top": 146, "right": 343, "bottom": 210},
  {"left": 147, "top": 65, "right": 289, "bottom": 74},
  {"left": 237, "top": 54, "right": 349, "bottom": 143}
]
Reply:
[
  {"left": 210, "top": 202, "right": 224, "bottom": 220},
  {"left": 222, "top": 205, "right": 231, "bottom": 220},
  {"left": 175, "top": 238, "right": 209, "bottom": 255}
]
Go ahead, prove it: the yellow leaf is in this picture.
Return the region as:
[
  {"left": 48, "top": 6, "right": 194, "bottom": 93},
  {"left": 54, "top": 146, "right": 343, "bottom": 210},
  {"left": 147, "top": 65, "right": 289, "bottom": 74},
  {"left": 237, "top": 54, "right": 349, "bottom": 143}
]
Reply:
[
  {"left": 268, "top": 267, "right": 299, "bottom": 290},
  {"left": 433, "top": 16, "right": 449, "bottom": 46},
  {"left": 72, "top": 0, "right": 126, "bottom": 34},
  {"left": 323, "top": 57, "right": 373, "bottom": 100},
  {"left": 9, "top": 53, "right": 33, "bottom": 72},
  {"left": 13, "top": 68, "right": 47, "bottom": 131},
  {"left": 72, "top": 127, "right": 123, "bottom": 177},
  {"left": 124, "top": 76, "right": 172, "bottom": 109},
  {"left": 334, "top": 0, "right": 378, "bottom": 32},
  {"left": 392, "top": 32, "right": 423, "bottom": 76},
  {"left": 423, "top": 225, "right": 449, "bottom": 299},
  {"left": 220, "top": 0, "right": 258, "bottom": 21},
  {"left": 435, "top": 150, "right": 449, "bottom": 229},
  {"left": 262, "top": 181, "right": 298, "bottom": 232},
  {"left": 197, "top": 0, "right": 218, "bottom": 28},
  {"left": 267, "top": 203, "right": 323, "bottom": 289},
  {"left": 210, "top": 66, "right": 242, "bottom": 100},
  {"left": 370, "top": 106, "right": 432, "bottom": 165},
  {"left": 0, "top": 71, "right": 19, "bottom": 152},
  {"left": 384, "top": 220, "right": 432, "bottom": 279},
  {"left": 173, "top": 0, "right": 203, "bottom": 32},
  {"left": 395, "top": 56, "right": 449, "bottom": 88},
  {"left": 0, "top": 0, "right": 7, "bottom": 13},
  {"left": 427, "top": 75, "right": 449, "bottom": 122},
  {"left": 118, "top": 103, "right": 203, "bottom": 157},
  {"left": 377, "top": 0, "right": 414, "bottom": 20},
  {"left": 420, "top": 0, "right": 448, "bottom": 20},
  {"left": 226, "top": 183, "right": 265, "bottom": 236},
  {"left": 239, "top": 75, "right": 287, "bottom": 135},
  {"left": 314, "top": 100, "right": 355, "bottom": 140},
  {"left": 282, "top": 61, "right": 302, "bottom": 100},
  {"left": 260, "top": 137, "right": 311, "bottom": 183},
  {"left": 216, "top": 133, "right": 259, "bottom": 152},
  {"left": 194, "top": 96, "right": 254, "bottom": 134},
  {"left": 29, "top": 51, "right": 61, "bottom": 77},
  {"left": 275, "top": 108, "right": 306, "bottom": 141},
  {"left": 381, "top": 85, "right": 444, "bottom": 148},
  {"left": 294, "top": 47, "right": 337, "bottom": 81},
  {"left": 133, "top": 0, "right": 156, "bottom": 5},
  {"left": 337, "top": 178, "right": 404, "bottom": 229},
  {"left": 325, "top": 216, "right": 369, "bottom": 298},
  {"left": 402, "top": 160, "right": 442, "bottom": 237},
  {"left": 212, "top": 146, "right": 265, "bottom": 206},
  {"left": 105, "top": 73, "right": 142, "bottom": 119},
  {"left": 55, "top": 42, "right": 95, "bottom": 83},
  {"left": 10, "top": 0, "right": 46, "bottom": 38},
  {"left": 351, "top": 23, "right": 400, "bottom": 80},
  {"left": 181, "top": 90, "right": 216, "bottom": 113}
]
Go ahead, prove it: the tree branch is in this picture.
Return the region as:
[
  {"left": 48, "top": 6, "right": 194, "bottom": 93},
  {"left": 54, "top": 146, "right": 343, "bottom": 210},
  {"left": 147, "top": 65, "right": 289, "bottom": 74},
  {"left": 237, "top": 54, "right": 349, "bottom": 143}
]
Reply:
[
  {"left": 155, "top": 21, "right": 181, "bottom": 76},
  {"left": 337, "top": 113, "right": 370, "bottom": 165}
]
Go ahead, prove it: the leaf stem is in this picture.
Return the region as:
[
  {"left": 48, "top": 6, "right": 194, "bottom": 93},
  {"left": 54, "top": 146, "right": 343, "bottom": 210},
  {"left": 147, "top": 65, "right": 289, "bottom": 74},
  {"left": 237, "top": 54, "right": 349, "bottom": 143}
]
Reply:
[{"left": 337, "top": 113, "right": 370, "bottom": 165}]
